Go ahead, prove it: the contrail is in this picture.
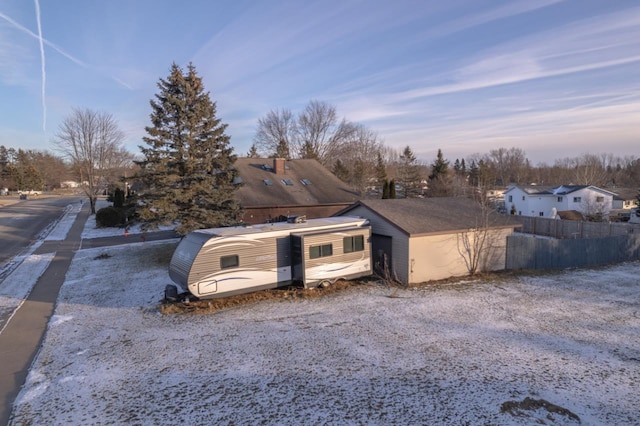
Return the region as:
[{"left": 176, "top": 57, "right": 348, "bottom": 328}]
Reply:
[
  {"left": 34, "top": 0, "right": 46, "bottom": 131},
  {"left": 0, "top": 11, "right": 132, "bottom": 90}
]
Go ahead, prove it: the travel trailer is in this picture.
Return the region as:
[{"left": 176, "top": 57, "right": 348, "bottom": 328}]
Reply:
[{"left": 168, "top": 216, "right": 372, "bottom": 299}]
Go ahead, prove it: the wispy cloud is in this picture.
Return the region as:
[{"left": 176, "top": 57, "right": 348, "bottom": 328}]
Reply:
[
  {"left": 0, "top": 10, "right": 132, "bottom": 90},
  {"left": 395, "top": 7, "right": 640, "bottom": 101}
]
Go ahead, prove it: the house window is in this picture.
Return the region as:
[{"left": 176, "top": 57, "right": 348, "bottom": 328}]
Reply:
[
  {"left": 343, "top": 235, "right": 365, "bottom": 253},
  {"left": 310, "top": 244, "right": 333, "bottom": 259},
  {"left": 557, "top": 197, "right": 563, "bottom": 202},
  {"left": 522, "top": 196, "right": 525, "bottom": 201},
  {"left": 539, "top": 212, "right": 544, "bottom": 217},
  {"left": 220, "top": 255, "right": 239, "bottom": 269},
  {"left": 596, "top": 196, "right": 604, "bottom": 203},
  {"left": 508, "top": 195, "right": 513, "bottom": 202},
  {"left": 573, "top": 197, "right": 581, "bottom": 203}
]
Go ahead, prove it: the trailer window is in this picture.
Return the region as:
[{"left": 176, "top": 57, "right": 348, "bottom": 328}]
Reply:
[
  {"left": 309, "top": 244, "right": 333, "bottom": 259},
  {"left": 220, "top": 255, "right": 239, "bottom": 269},
  {"left": 343, "top": 235, "right": 365, "bottom": 253}
]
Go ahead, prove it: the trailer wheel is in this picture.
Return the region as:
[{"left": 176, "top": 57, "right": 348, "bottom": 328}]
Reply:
[
  {"left": 164, "top": 284, "right": 179, "bottom": 302},
  {"left": 318, "top": 280, "right": 331, "bottom": 288}
]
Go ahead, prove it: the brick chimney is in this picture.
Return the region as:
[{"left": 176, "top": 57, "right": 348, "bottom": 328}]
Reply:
[{"left": 273, "top": 158, "right": 286, "bottom": 175}]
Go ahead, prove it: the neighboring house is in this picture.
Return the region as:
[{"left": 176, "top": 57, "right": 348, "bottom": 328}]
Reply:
[
  {"left": 504, "top": 185, "right": 616, "bottom": 220},
  {"left": 234, "top": 158, "right": 360, "bottom": 224},
  {"left": 611, "top": 188, "right": 638, "bottom": 210},
  {"left": 336, "top": 198, "right": 521, "bottom": 284}
]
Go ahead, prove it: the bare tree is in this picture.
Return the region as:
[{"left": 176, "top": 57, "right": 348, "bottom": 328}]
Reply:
[
  {"left": 253, "top": 108, "right": 296, "bottom": 159},
  {"left": 293, "top": 100, "right": 355, "bottom": 164},
  {"left": 331, "top": 124, "right": 384, "bottom": 195},
  {"left": 456, "top": 202, "right": 504, "bottom": 275},
  {"left": 55, "top": 108, "right": 131, "bottom": 213},
  {"left": 572, "top": 153, "right": 612, "bottom": 187}
]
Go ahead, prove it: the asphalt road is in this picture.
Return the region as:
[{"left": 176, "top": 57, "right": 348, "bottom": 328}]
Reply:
[{"left": 0, "top": 195, "right": 82, "bottom": 266}]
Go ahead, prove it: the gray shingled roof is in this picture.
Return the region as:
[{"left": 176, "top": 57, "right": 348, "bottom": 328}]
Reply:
[
  {"left": 341, "top": 197, "right": 522, "bottom": 236},
  {"left": 234, "top": 158, "right": 359, "bottom": 208}
]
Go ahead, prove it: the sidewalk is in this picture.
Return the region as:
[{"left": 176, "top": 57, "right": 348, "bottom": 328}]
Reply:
[{"left": 0, "top": 203, "right": 91, "bottom": 426}]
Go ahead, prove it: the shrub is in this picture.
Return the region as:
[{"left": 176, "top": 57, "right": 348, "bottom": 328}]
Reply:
[
  {"left": 96, "top": 206, "right": 126, "bottom": 227},
  {"left": 113, "top": 188, "right": 125, "bottom": 208}
]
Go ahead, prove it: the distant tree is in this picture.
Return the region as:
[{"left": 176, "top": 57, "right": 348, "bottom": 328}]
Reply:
[
  {"left": 397, "top": 146, "right": 421, "bottom": 197},
  {"left": 293, "top": 100, "right": 355, "bottom": 165},
  {"left": 428, "top": 149, "right": 451, "bottom": 197},
  {"left": 332, "top": 159, "right": 350, "bottom": 182},
  {"left": 55, "top": 108, "right": 131, "bottom": 213},
  {"left": 254, "top": 108, "right": 295, "bottom": 159},
  {"left": 389, "top": 179, "right": 397, "bottom": 199},
  {"left": 468, "top": 160, "right": 479, "bottom": 187},
  {"left": 382, "top": 179, "right": 390, "bottom": 199},
  {"left": 136, "top": 62, "right": 241, "bottom": 235},
  {"left": 375, "top": 151, "right": 387, "bottom": 189},
  {"left": 247, "top": 144, "right": 259, "bottom": 158}
]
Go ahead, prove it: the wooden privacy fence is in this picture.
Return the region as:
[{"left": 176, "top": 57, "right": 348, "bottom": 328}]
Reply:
[
  {"left": 511, "top": 216, "right": 640, "bottom": 239},
  {"left": 506, "top": 234, "right": 640, "bottom": 270}
]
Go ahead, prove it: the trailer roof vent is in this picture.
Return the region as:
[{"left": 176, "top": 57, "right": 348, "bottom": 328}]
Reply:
[{"left": 287, "top": 215, "right": 306, "bottom": 224}]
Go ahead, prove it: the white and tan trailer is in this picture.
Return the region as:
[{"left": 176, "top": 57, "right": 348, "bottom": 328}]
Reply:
[{"left": 168, "top": 216, "right": 371, "bottom": 299}]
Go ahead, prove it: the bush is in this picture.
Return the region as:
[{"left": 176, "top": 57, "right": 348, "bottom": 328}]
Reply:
[
  {"left": 96, "top": 206, "right": 126, "bottom": 227},
  {"left": 113, "top": 188, "right": 125, "bottom": 208}
]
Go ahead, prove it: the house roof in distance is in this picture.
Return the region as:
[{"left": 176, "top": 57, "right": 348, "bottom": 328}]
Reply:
[
  {"left": 234, "top": 158, "right": 359, "bottom": 208},
  {"left": 338, "top": 197, "right": 522, "bottom": 236},
  {"left": 505, "top": 185, "right": 617, "bottom": 196}
]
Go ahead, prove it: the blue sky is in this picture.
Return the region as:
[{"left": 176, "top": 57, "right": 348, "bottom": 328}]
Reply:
[{"left": 1, "top": 0, "right": 638, "bottom": 165}]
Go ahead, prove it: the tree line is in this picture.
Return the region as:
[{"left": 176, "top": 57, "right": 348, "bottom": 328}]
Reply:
[{"left": 10, "top": 61, "right": 638, "bottom": 234}]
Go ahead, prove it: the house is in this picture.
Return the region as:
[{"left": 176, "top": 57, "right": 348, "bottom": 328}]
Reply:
[
  {"left": 336, "top": 198, "right": 521, "bottom": 284},
  {"left": 234, "top": 158, "right": 360, "bottom": 224},
  {"left": 611, "top": 188, "right": 638, "bottom": 210},
  {"left": 504, "top": 185, "right": 616, "bottom": 220}
]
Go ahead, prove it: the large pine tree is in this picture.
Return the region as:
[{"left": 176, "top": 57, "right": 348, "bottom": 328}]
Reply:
[{"left": 137, "top": 63, "right": 241, "bottom": 235}]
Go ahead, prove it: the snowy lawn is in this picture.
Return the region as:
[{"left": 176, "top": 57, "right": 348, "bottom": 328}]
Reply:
[{"left": 8, "top": 231, "right": 640, "bottom": 425}]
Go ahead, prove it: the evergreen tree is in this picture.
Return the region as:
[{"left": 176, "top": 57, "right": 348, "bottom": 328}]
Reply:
[
  {"left": 273, "top": 138, "right": 290, "bottom": 159},
  {"left": 382, "top": 179, "right": 390, "bottom": 199},
  {"left": 428, "top": 148, "right": 451, "bottom": 197},
  {"left": 397, "top": 145, "right": 421, "bottom": 198},
  {"left": 429, "top": 149, "right": 449, "bottom": 181},
  {"left": 332, "top": 159, "right": 350, "bottom": 182},
  {"left": 375, "top": 152, "right": 387, "bottom": 188},
  {"left": 247, "top": 144, "right": 259, "bottom": 158},
  {"left": 468, "top": 160, "right": 479, "bottom": 187},
  {"left": 137, "top": 62, "right": 241, "bottom": 235},
  {"left": 389, "top": 179, "right": 397, "bottom": 199}
]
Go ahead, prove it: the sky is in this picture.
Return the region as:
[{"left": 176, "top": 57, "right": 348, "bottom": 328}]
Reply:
[{"left": 1, "top": 0, "right": 639, "bottom": 165}]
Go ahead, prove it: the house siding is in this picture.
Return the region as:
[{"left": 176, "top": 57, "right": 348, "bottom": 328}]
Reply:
[
  {"left": 339, "top": 205, "right": 514, "bottom": 284},
  {"left": 407, "top": 228, "right": 511, "bottom": 283},
  {"left": 342, "top": 205, "right": 410, "bottom": 283}
]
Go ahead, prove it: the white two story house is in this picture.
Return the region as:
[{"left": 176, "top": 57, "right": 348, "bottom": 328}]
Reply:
[{"left": 504, "top": 185, "right": 616, "bottom": 220}]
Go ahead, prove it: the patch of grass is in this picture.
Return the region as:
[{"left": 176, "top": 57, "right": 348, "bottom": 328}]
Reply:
[
  {"left": 501, "top": 397, "right": 581, "bottom": 423},
  {"left": 158, "top": 278, "right": 378, "bottom": 315}
]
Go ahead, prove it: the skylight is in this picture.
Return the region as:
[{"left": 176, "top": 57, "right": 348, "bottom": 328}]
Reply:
[
  {"left": 281, "top": 179, "right": 294, "bottom": 186},
  {"left": 263, "top": 179, "right": 272, "bottom": 186},
  {"left": 300, "top": 179, "right": 312, "bottom": 185}
]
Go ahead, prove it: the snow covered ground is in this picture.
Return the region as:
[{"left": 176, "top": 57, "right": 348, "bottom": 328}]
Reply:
[{"left": 4, "top": 202, "right": 640, "bottom": 425}]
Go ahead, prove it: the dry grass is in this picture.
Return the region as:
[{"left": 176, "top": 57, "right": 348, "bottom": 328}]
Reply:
[{"left": 158, "top": 278, "right": 377, "bottom": 315}]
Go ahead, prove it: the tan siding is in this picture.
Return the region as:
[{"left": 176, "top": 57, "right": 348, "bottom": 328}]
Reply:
[
  {"left": 341, "top": 206, "right": 409, "bottom": 283},
  {"left": 407, "top": 228, "right": 512, "bottom": 283}
]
